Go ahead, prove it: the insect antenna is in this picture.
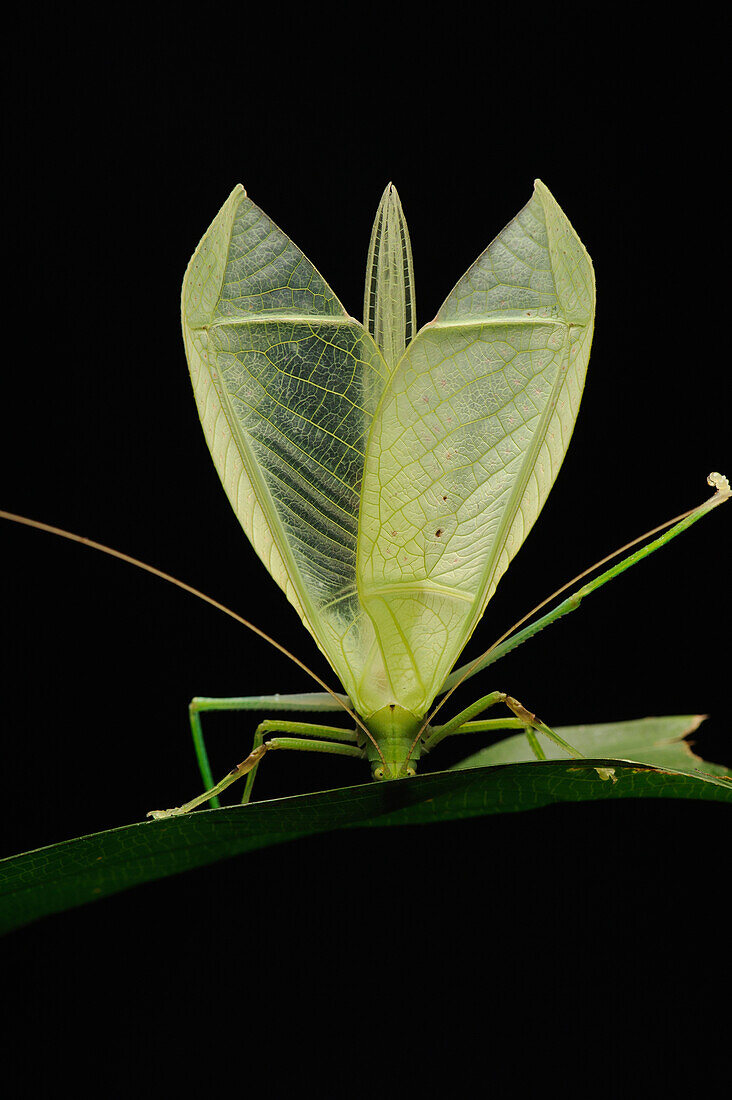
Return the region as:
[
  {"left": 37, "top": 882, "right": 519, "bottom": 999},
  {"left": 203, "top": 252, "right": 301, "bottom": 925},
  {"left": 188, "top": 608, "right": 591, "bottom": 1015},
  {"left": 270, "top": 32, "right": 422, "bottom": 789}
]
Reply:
[
  {"left": 0, "top": 509, "right": 384, "bottom": 759},
  {"left": 405, "top": 474, "right": 730, "bottom": 765}
]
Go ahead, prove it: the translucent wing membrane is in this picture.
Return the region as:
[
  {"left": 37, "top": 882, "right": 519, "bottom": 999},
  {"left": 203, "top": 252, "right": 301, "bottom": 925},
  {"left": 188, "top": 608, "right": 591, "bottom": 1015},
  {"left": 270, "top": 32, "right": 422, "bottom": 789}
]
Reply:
[
  {"left": 183, "top": 182, "right": 594, "bottom": 721},
  {"left": 363, "top": 183, "right": 417, "bottom": 370},
  {"left": 357, "top": 181, "right": 595, "bottom": 714},
  {"left": 182, "top": 187, "right": 391, "bottom": 708}
]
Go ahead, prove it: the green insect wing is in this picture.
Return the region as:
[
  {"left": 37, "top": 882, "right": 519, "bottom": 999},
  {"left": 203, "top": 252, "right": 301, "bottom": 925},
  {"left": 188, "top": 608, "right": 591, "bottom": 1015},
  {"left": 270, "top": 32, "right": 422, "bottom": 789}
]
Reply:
[
  {"left": 181, "top": 186, "right": 392, "bottom": 713},
  {"left": 357, "top": 181, "right": 595, "bottom": 714},
  {"left": 181, "top": 181, "right": 595, "bottom": 721}
]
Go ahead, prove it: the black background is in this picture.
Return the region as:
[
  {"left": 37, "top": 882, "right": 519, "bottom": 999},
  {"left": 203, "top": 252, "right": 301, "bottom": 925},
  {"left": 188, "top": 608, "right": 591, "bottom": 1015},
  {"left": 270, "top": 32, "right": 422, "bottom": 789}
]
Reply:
[{"left": 1, "top": 9, "right": 729, "bottom": 1094}]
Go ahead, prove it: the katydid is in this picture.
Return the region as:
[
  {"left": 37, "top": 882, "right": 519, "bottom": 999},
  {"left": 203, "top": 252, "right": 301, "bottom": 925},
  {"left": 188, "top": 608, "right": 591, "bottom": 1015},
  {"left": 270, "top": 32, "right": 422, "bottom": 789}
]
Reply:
[
  {"left": 1, "top": 182, "right": 728, "bottom": 818},
  {"left": 154, "top": 181, "right": 730, "bottom": 813}
]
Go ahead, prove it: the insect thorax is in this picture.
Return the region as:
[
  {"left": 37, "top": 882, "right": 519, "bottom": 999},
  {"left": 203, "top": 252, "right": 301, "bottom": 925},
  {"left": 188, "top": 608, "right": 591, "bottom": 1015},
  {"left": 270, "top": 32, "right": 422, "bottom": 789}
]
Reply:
[{"left": 363, "top": 705, "right": 423, "bottom": 780}]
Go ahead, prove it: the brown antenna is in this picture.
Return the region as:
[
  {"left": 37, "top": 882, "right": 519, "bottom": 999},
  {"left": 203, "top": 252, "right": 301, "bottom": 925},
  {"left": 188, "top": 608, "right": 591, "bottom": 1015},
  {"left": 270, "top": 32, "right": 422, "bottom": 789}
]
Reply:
[{"left": 0, "top": 509, "right": 385, "bottom": 764}]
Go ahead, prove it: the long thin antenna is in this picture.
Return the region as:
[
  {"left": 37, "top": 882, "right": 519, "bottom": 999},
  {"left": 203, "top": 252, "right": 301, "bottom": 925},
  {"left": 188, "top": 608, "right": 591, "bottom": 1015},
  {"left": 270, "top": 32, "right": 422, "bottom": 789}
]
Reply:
[
  {"left": 406, "top": 473, "right": 731, "bottom": 762},
  {"left": 0, "top": 509, "right": 384, "bottom": 761}
]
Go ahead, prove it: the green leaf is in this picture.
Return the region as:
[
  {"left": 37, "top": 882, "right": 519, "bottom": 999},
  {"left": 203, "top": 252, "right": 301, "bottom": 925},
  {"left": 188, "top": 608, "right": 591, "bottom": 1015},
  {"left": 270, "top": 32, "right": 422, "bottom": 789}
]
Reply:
[
  {"left": 357, "top": 181, "right": 595, "bottom": 714},
  {"left": 449, "top": 714, "right": 729, "bottom": 772},
  {"left": 1, "top": 717, "right": 728, "bottom": 935}
]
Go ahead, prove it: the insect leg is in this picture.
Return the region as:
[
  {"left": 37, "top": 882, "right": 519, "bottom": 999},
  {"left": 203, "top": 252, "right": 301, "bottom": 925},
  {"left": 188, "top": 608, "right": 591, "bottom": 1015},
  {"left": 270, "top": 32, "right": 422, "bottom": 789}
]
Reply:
[
  {"left": 422, "top": 717, "right": 525, "bottom": 754},
  {"left": 503, "top": 700, "right": 615, "bottom": 780},
  {"left": 422, "top": 692, "right": 513, "bottom": 752},
  {"left": 189, "top": 693, "right": 351, "bottom": 808},
  {"left": 441, "top": 473, "right": 730, "bottom": 695},
  {"left": 423, "top": 692, "right": 615, "bottom": 777},
  {"left": 240, "top": 721, "right": 360, "bottom": 806},
  {"left": 149, "top": 720, "right": 363, "bottom": 819},
  {"left": 500, "top": 696, "right": 582, "bottom": 759},
  {"left": 425, "top": 697, "right": 615, "bottom": 782}
]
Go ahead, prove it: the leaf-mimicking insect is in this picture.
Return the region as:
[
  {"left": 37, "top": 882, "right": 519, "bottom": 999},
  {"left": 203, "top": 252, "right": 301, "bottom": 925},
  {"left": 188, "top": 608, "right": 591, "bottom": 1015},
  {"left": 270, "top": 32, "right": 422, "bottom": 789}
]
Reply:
[
  {"left": 144, "top": 180, "right": 725, "bottom": 817},
  {"left": 3, "top": 181, "right": 727, "bottom": 824}
]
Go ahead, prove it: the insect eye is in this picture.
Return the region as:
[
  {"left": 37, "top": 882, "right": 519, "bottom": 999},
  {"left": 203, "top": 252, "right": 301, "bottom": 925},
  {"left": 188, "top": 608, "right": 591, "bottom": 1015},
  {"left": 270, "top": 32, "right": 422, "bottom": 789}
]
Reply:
[
  {"left": 374, "top": 766, "right": 385, "bottom": 779},
  {"left": 405, "top": 767, "right": 416, "bottom": 778}
]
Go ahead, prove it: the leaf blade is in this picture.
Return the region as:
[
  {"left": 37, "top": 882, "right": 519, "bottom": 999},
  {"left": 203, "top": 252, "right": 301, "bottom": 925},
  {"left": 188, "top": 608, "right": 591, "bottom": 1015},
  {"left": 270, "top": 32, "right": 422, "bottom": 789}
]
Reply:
[
  {"left": 2, "top": 717, "right": 728, "bottom": 935},
  {"left": 449, "top": 714, "right": 727, "bottom": 772}
]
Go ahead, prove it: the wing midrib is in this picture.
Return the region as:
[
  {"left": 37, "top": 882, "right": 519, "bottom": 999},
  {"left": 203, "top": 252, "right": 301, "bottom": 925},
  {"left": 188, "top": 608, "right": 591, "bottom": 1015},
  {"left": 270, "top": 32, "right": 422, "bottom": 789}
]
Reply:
[
  {"left": 192, "top": 207, "right": 328, "bottom": 639},
  {"left": 201, "top": 337, "right": 334, "bottom": 655},
  {"left": 421, "top": 316, "right": 567, "bottom": 331},
  {"left": 361, "top": 581, "right": 475, "bottom": 603}
]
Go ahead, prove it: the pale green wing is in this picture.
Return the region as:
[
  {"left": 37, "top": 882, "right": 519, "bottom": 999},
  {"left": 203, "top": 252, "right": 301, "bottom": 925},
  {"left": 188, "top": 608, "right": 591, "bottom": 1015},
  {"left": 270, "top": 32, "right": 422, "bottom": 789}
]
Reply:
[
  {"left": 357, "top": 181, "right": 595, "bottom": 715},
  {"left": 363, "top": 183, "right": 416, "bottom": 371},
  {"left": 181, "top": 186, "right": 391, "bottom": 705}
]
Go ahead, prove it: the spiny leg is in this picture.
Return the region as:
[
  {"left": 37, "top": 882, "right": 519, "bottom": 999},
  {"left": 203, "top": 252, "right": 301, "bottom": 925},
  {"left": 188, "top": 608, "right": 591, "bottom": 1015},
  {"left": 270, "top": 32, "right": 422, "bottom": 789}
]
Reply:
[
  {"left": 439, "top": 473, "right": 730, "bottom": 696},
  {"left": 189, "top": 692, "right": 352, "bottom": 808},
  {"left": 149, "top": 719, "right": 363, "bottom": 819}
]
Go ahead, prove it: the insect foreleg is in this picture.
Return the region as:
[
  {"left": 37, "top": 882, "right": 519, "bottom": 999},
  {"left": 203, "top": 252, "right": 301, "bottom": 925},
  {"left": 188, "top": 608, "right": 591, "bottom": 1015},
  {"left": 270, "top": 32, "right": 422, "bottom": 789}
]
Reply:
[
  {"left": 149, "top": 720, "right": 363, "bottom": 819},
  {"left": 189, "top": 693, "right": 352, "bottom": 807},
  {"left": 240, "top": 721, "right": 361, "bottom": 806}
]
